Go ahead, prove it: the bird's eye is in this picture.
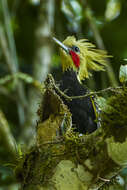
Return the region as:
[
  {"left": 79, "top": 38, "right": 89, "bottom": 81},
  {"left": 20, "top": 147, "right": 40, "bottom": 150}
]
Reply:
[{"left": 72, "top": 45, "right": 80, "bottom": 53}]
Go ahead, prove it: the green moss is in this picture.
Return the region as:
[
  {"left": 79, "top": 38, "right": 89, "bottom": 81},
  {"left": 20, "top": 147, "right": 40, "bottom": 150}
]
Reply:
[{"left": 101, "top": 89, "right": 127, "bottom": 142}]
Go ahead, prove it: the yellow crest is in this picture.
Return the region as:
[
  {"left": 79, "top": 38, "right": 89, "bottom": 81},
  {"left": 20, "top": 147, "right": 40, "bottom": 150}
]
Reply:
[{"left": 60, "top": 36, "right": 110, "bottom": 81}]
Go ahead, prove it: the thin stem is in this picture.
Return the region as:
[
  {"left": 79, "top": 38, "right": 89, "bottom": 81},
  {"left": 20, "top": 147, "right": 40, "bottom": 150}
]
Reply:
[
  {"left": 1, "top": 0, "right": 18, "bottom": 72},
  {"left": 0, "top": 72, "right": 43, "bottom": 91},
  {"left": 70, "top": 86, "right": 122, "bottom": 100},
  {"left": 0, "top": 110, "right": 17, "bottom": 161},
  {"left": 0, "top": 25, "right": 13, "bottom": 74},
  {"left": 54, "top": 83, "right": 123, "bottom": 101},
  {"left": 54, "top": 84, "right": 71, "bottom": 100},
  {"left": 81, "top": 0, "right": 118, "bottom": 87}
]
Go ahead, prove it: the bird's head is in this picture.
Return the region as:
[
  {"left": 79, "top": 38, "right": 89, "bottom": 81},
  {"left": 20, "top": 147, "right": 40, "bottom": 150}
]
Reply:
[{"left": 53, "top": 36, "right": 110, "bottom": 81}]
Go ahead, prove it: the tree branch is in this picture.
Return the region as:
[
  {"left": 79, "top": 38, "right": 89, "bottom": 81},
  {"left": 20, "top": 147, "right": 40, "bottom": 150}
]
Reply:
[{"left": 16, "top": 75, "right": 127, "bottom": 190}]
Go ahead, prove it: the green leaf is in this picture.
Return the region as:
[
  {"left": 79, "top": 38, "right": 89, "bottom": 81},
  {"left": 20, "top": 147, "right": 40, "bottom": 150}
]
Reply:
[
  {"left": 119, "top": 65, "right": 127, "bottom": 83},
  {"left": 105, "top": 0, "right": 121, "bottom": 21}
]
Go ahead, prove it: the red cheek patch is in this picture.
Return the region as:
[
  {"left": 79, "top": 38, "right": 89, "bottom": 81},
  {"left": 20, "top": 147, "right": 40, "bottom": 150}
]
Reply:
[{"left": 69, "top": 50, "right": 80, "bottom": 68}]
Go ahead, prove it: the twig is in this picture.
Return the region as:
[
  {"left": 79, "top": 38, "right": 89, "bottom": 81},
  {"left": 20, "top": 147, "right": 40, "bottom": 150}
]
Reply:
[
  {"left": 53, "top": 83, "right": 71, "bottom": 100},
  {"left": 99, "top": 177, "right": 110, "bottom": 182},
  {"left": 0, "top": 72, "right": 43, "bottom": 91},
  {"left": 54, "top": 84, "right": 124, "bottom": 101},
  {"left": 70, "top": 86, "right": 123, "bottom": 100}
]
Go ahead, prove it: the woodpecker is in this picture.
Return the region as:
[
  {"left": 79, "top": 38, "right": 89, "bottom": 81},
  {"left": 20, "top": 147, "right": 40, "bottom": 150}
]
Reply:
[{"left": 53, "top": 36, "right": 109, "bottom": 134}]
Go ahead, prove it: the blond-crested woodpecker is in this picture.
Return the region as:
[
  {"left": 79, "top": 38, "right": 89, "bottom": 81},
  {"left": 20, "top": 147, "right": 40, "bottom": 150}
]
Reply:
[{"left": 53, "top": 36, "right": 109, "bottom": 134}]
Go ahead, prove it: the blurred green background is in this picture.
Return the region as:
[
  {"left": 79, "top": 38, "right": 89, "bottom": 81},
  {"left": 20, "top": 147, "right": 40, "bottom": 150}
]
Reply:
[{"left": 0, "top": 0, "right": 127, "bottom": 189}]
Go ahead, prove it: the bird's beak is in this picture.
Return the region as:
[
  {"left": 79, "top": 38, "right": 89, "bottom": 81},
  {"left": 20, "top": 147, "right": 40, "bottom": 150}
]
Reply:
[{"left": 52, "top": 37, "right": 69, "bottom": 54}]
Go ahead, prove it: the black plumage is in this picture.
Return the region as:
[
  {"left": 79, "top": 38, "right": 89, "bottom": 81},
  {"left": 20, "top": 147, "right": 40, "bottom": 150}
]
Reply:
[{"left": 59, "top": 70, "right": 97, "bottom": 134}]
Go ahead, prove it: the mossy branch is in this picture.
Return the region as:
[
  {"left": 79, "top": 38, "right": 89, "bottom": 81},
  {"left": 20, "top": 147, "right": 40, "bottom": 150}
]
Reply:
[{"left": 16, "top": 74, "right": 127, "bottom": 190}]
